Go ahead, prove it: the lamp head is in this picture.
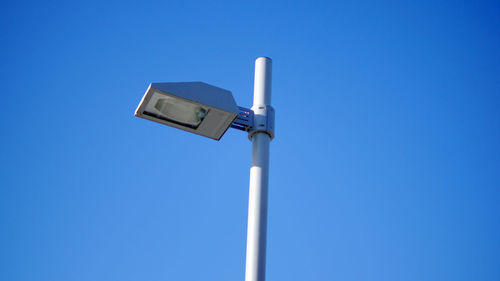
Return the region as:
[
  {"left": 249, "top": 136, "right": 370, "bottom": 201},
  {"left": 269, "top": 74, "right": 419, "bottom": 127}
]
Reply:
[{"left": 135, "top": 82, "right": 239, "bottom": 140}]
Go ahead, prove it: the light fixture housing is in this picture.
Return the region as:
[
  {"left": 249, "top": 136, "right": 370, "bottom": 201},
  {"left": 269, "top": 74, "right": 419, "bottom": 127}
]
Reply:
[{"left": 135, "top": 82, "right": 239, "bottom": 140}]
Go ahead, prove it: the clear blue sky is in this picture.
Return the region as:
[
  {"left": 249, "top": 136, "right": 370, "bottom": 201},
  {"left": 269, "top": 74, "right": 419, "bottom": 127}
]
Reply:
[{"left": 1, "top": 1, "right": 499, "bottom": 280}]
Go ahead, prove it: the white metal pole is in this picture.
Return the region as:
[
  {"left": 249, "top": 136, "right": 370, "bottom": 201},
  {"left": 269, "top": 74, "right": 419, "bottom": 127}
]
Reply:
[{"left": 245, "top": 57, "right": 272, "bottom": 281}]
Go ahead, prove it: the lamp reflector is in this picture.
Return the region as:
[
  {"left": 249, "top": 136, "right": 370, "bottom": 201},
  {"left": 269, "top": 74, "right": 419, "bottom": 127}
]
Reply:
[{"left": 150, "top": 95, "right": 208, "bottom": 129}]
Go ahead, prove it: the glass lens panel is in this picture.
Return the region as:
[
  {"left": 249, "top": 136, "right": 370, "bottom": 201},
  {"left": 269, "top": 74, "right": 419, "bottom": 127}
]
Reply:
[{"left": 143, "top": 95, "right": 208, "bottom": 129}]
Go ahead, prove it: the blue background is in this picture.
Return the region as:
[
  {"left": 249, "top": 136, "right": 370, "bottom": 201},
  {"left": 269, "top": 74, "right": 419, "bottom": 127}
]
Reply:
[{"left": 1, "top": 1, "right": 499, "bottom": 280}]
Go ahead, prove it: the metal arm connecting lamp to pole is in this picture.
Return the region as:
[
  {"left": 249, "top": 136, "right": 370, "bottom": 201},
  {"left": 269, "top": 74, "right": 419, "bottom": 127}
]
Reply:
[
  {"left": 134, "top": 57, "right": 273, "bottom": 281},
  {"left": 231, "top": 106, "right": 275, "bottom": 141}
]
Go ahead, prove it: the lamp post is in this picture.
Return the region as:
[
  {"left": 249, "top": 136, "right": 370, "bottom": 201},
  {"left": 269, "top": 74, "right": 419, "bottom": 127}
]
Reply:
[
  {"left": 245, "top": 57, "right": 272, "bottom": 281},
  {"left": 134, "top": 57, "right": 274, "bottom": 281}
]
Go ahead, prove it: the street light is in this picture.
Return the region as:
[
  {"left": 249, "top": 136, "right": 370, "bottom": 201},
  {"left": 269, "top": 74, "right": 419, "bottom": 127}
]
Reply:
[
  {"left": 134, "top": 57, "right": 274, "bottom": 281},
  {"left": 135, "top": 82, "right": 240, "bottom": 140}
]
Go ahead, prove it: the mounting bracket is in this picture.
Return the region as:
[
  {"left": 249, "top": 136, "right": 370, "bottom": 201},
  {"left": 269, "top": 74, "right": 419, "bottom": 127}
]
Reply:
[{"left": 231, "top": 106, "right": 275, "bottom": 140}]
